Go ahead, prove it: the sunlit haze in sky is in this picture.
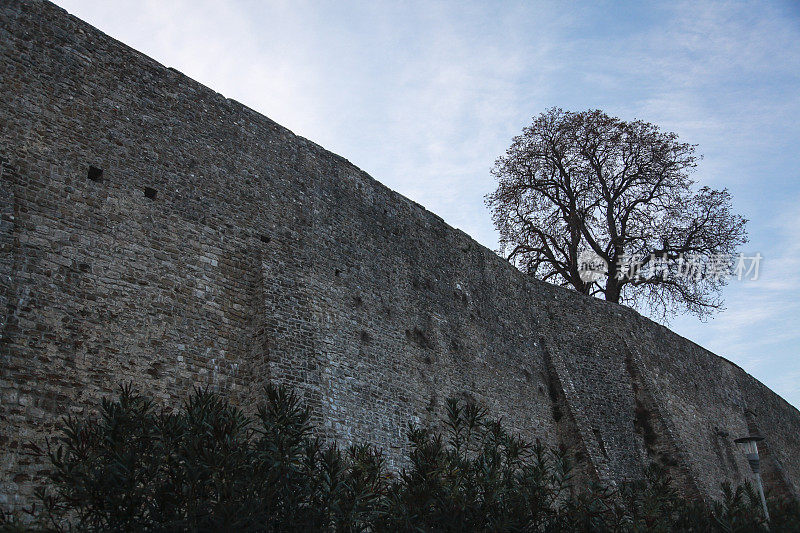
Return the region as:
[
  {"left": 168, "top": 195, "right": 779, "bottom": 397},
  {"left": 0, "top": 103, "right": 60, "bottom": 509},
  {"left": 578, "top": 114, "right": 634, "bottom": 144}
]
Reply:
[{"left": 55, "top": 0, "right": 800, "bottom": 409}]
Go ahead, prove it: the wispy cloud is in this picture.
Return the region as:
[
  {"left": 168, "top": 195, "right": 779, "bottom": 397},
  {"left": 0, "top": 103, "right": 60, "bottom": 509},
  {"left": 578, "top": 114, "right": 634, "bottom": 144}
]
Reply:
[{"left": 672, "top": 196, "right": 800, "bottom": 384}]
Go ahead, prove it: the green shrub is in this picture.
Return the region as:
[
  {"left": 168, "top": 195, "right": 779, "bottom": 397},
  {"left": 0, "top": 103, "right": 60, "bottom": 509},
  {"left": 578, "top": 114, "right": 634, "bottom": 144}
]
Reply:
[
  {"left": 29, "top": 384, "right": 390, "bottom": 532},
  {"left": 5, "top": 383, "right": 797, "bottom": 532}
]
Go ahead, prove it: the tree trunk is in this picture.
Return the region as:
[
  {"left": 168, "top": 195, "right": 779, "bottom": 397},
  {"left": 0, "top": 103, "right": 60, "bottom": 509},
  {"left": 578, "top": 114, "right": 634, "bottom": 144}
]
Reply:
[{"left": 604, "top": 279, "right": 621, "bottom": 303}]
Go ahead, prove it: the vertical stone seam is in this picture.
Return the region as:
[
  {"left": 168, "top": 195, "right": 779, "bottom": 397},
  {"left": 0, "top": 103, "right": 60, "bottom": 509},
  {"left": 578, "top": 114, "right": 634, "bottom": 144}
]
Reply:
[
  {"left": 540, "top": 336, "right": 610, "bottom": 486},
  {"left": 0, "top": 156, "right": 17, "bottom": 349},
  {"left": 622, "top": 338, "right": 705, "bottom": 500}
]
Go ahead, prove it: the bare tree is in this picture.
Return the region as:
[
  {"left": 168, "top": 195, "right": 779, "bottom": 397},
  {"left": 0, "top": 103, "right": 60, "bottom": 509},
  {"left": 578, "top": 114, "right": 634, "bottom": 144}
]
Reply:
[{"left": 486, "top": 108, "right": 748, "bottom": 319}]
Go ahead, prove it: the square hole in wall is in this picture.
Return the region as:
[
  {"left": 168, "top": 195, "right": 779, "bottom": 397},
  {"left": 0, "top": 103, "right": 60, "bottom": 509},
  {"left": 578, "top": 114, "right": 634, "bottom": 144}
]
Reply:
[
  {"left": 87, "top": 165, "right": 103, "bottom": 182},
  {"left": 144, "top": 186, "right": 157, "bottom": 199}
]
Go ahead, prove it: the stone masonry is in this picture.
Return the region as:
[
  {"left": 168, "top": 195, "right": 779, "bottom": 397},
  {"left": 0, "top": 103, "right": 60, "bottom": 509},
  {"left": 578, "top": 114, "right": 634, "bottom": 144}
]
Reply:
[{"left": 1, "top": 0, "right": 799, "bottom": 511}]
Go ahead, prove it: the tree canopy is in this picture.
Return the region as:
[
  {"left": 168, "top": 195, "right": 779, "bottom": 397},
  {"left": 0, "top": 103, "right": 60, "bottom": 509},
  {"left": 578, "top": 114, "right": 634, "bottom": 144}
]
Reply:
[{"left": 487, "top": 108, "right": 748, "bottom": 319}]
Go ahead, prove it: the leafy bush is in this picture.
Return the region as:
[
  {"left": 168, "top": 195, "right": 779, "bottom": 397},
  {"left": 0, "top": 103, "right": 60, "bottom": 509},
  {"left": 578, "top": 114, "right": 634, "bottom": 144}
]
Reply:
[
  {"left": 28, "top": 384, "right": 390, "bottom": 532},
  {"left": 5, "top": 384, "right": 798, "bottom": 531},
  {"left": 377, "top": 399, "right": 620, "bottom": 531}
]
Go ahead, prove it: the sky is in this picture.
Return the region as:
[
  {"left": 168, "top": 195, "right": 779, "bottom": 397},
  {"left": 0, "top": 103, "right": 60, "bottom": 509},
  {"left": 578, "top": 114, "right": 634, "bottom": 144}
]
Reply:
[{"left": 55, "top": 0, "right": 800, "bottom": 409}]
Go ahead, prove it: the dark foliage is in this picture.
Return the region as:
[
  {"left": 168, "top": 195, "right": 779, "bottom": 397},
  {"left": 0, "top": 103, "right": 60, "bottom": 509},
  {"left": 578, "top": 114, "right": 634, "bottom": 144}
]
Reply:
[
  {"left": 486, "top": 108, "right": 748, "bottom": 320},
  {"left": 4, "top": 384, "right": 798, "bottom": 532}
]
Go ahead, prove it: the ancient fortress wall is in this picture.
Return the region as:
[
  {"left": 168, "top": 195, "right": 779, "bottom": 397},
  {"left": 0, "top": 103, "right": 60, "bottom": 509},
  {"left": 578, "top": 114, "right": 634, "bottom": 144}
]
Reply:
[{"left": 1, "top": 0, "right": 798, "bottom": 510}]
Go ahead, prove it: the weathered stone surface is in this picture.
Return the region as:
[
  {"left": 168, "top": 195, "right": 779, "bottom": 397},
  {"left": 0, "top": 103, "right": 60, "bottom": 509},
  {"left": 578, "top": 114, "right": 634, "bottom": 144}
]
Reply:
[{"left": 1, "top": 0, "right": 798, "bottom": 510}]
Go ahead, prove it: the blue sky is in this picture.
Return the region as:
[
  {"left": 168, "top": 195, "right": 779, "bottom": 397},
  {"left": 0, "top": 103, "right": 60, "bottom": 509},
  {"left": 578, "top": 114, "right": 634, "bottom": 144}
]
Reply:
[{"left": 55, "top": 1, "right": 800, "bottom": 409}]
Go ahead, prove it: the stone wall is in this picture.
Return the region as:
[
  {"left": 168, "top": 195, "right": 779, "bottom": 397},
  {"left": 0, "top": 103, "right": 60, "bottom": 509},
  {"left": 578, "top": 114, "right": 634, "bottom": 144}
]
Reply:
[{"left": 1, "top": 0, "right": 798, "bottom": 510}]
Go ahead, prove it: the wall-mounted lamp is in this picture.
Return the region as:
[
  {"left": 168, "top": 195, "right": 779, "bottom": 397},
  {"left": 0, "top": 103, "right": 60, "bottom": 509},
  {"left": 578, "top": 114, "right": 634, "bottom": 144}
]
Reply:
[{"left": 734, "top": 432, "right": 770, "bottom": 525}]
